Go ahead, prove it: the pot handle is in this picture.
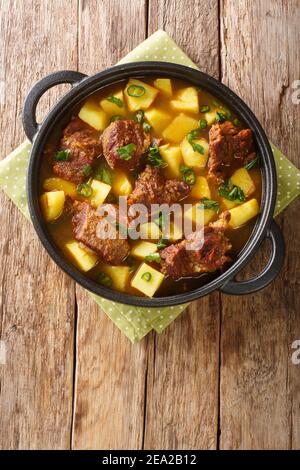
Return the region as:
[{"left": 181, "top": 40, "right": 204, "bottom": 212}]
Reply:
[
  {"left": 220, "top": 219, "right": 285, "bottom": 295},
  {"left": 22, "top": 70, "right": 88, "bottom": 142}
]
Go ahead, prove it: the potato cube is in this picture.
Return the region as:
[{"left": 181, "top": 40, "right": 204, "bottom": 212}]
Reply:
[
  {"left": 131, "top": 263, "right": 164, "bottom": 297},
  {"left": 90, "top": 179, "right": 111, "bottom": 208},
  {"left": 131, "top": 241, "right": 158, "bottom": 260},
  {"left": 204, "top": 108, "right": 224, "bottom": 126},
  {"left": 112, "top": 170, "right": 133, "bottom": 196},
  {"left": 100, "top": 90, "right": 126, "bottom": 117},
  {"left": 40, "top": 190, "right": 65, "bottom": 222},
  {"left": 190, "top": 176, "right": 211, "bottom": 199},
  {"left": 144, "top": 107, "right": 172, "bottom": 134},
  {"left": 43, "top": 177, "right": 77, "bottom": 199},
  {"left": 220, "top": 197, "right": 237, "bottom": 210},
  {"left": 184, "top": 204, "right": 216, "bottom": 227},
  {"left": 139, "top": 222, "right": 161, "bottom": 240},
  {"left": 230, "top": 168, "right": 255, "bottom": 196},
  {"left": 181, "top": 137, "right": 209, "bottom": 169},
  {"left": 170, "top": 87, "right": 199, "bottom": 114},
  {"left": 163, "top": 114, "right": 199, "bottom": 143},
  {"left": 159, "top": 144, "right": 183, "bottom": 179},
  {"left": 167, "top": 222, "right": 183, "bottom": 242},
  {"left": 125, "top": 79, "right": 159, "bottom": 112},
  {"left": 65, "top": 241, "right": 98, "bottom": 272},
  {"left": 101, "top": 265, "right": 131, "bottom": 292},
  {"left": 78, "top": 100, "right": 108, "bottom": 131},
  {"left": 153, "top": 78, "right": 173, "bottom": 97},
  {"left": 228, "top": 198, "right": 260, "bottom": 228}
]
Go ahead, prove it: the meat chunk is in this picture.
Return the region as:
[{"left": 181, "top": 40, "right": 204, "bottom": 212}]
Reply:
[
  {"left": 160, "top": 212, "right": 231, "bottom": 280},
  {"left": 72, "top": 202, "right": 130, "bottom": 265},
  {"left": 101, "top": 120, "right": 151, "bottom": 171},
  {"left": 208, "top": 121, "right": 256, "bottom": 183},
  {"left": 128, "top": 165, "right": 190, "bottom": 207},
  {"left": 52, "top": 117, "right": 102, "bottom": 184}
]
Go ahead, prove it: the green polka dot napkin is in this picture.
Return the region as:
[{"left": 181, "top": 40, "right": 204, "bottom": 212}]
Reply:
[{"left": 0, "top": 30, "right": 299, "bottom": 342}]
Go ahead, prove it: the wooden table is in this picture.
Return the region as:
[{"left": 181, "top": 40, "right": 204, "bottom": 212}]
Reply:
[{"left": 0, "top": 0, "right": 299, "bottom": 450}]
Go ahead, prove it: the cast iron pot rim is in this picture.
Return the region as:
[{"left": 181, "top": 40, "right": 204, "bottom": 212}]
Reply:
[{"left": 26, "top": 61, "right": 277, "bottom": 307}]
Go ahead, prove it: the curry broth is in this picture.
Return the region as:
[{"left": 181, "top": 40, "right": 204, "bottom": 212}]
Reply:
[{"left": 41, "top": 77, "right": 262, "bottom": 298}]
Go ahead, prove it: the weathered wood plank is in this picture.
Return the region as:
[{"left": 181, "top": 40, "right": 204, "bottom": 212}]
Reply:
[
  {"left": 72, "top": 0, "right": 148, "bottom": 450},
  {"left": 219, "top": 0, "right": 300, "bottom": 449},
  {"left": 144, "top": 0, "right": 221, "bottom": 450},
  {"left": 0, "top": 0, "right": 78, "bottom": 449}
]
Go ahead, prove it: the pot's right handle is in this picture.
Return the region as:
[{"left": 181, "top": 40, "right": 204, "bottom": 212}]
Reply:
[
  {"left": 22, "top": 70, "right": 87, "bottom": 142},
  {"left": 220, "top": 219, "right": 285, "bottom": 295}
]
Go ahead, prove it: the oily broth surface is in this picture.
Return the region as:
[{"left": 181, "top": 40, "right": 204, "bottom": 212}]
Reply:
[{"left": 42, "top": 78, "right": 262, "bottom": 297}]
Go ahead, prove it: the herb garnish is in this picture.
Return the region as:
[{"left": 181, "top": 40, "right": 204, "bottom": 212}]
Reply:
[
  {"left": 98, "top": 272, "right": 113, "bottom": 288},
  {"left": 216, "top": 111, "right": 227, "bottom": 123},
  {"left": 180, "top": 165, "right": 196, "bottom": 186},
  {"left": 244, "top": 156, "right": 260, "bottom": 170},
  {"left": 106, "top": 95, "right": 123, "bottom": 108},
  {"left": 218, "top": 180, "right": 245, "bottom": 203},
  {"left": 157, "top": 239, "right": 168, "bottom": 250},
  {"left": 117, "top": 143, "right": 136, "bottom": 160},
  {"left": 199, "top": 197, "right": 220, "bottom": 212},
  {"left": 53, "top": 149, "right": 71, "bottom": 162},
  {"left": 76, "top": 183, "right": 93, "bottom": 198},
  {"left": 200, "top": 105, "right": 210, "bottom": 113},
  {"left": 110, "top": 114, "right": 123, "bottom": 122},
  {"left": 83, "top": 164, "right": 93, "bottom": 177},
  {"left": 147, "top": 144, "right": 167, "bottom": 168},
  {"left": 187, "top": 129, "right": 205, "bottom": 154},
  {"left": 145, "top": 253, "right": 161, "bottom": 264},
  {"left": 95, "top": 166, "right": 112, "bottom": 185}
]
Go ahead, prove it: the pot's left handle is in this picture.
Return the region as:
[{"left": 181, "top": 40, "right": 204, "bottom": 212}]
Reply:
[{"left": 22, "top": 70, "right": 88, "bottom": 142}]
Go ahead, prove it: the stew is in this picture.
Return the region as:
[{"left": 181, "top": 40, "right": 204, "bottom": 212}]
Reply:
[{"left": 41, "top": 77, "right": 262, "bottom": 297}]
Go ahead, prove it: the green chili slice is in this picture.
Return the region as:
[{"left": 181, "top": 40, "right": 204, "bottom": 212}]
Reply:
[
  {"left": 200, "top": 105, "right": 210, "bottom": 113},
  {"left": 141, "top": 272, "right": 152, "bottom": 282},
  {"left": 127, "top": 84, "right": 145, "bottom": 97}
]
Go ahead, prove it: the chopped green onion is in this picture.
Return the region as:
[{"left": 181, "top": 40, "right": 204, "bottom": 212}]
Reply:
[
  {"left": 98, "top": 272, "right": 113, "bottom": 288},
  {"left": 76, "top": 183, "right": 92, "bottom": 198},
  {"left": 127, "top": 84, "right": 145, "bottom": 97},
  {"left": 83, "top": 164, "right": 93, "bottom": 177},
  {"left": 143, "top": 122, "right": 152, "bottom": 133},
  {"left": 147, "top": 144, "right": 167, "bottom": 168},
  {"left": 187, "top": 129, "right": 205, "bottom": 154},
  {"left": 53, "top": 149, "right": 71, "bottom": 162},
  {"left": 117, "top": 143, "right": 136, "bottom": 160},
  {"left": 199, "top": 197, "right": 220, "bottom": 212},
  {"left": 110, "top": 114, "right": 123, "bottom": 122},
  {"left": 244, "top": 156, "right": 260, "bottom": 170},
  {"left": 218, "top": 180, "right": 245, "bottom": 203},
  {"left": 106, "top": 95, "right": 123, "bottom": 108},
  {"left": 95, "top": 166, "right": 112, "bottom": 185},
  {"left": 200, "top": 105, "right": 210, "bottom": 113},
  {"left": 145, "top": 253, "right": 161, "bottom": 264},
  {"left": 199, "top": 119, "right": 207, "bottom": 129},
  {"left": 141, "top": 272, "right": 152, "bottom": 282},
  {"left": 135, "top": 110, "right": 144, "bottom": 123},
  {"left": 216, "top": 111, "right": 227, "bottom": 123},
  {"left": 233, "top": 118, "right": 241, "bottom": 127},
  {"left": 157, "top": 239, "right": 168, "bottom": 250},
  {"left": 180, "top": 165, "right": 196, "bottom": 186}
]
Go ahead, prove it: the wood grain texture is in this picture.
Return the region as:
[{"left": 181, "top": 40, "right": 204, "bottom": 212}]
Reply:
[
  {"left": 0, "top": 0, "right": 77, "bottom": 449},
  {"left": 144, "top": 296, "right": 221, "bottom": 450},
  {"left": 219, "top": 0, "right": 300, "bottom": 450},
  {"left": 148, "top": 0, "right": 220, "bottom": 78},
  {"left": 71, "top": 0, "right": 148, "bottom": 450},
  {"left": 145, "top": 0, "right": 221, "bottom": 450}
]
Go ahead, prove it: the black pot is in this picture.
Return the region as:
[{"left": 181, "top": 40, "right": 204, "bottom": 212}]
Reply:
[{"left": 22, "top": 62, "right": 285, "bottom": 307}]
